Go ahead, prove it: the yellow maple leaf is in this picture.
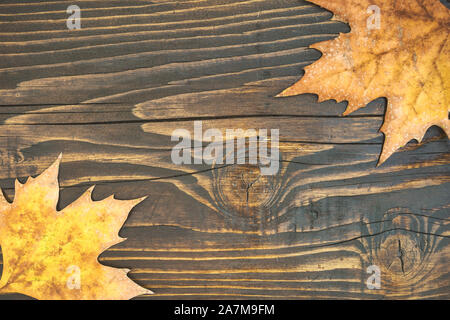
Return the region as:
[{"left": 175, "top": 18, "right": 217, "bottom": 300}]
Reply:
[
  {"left": 0, "top": 155, "right": 151, "bottom": 300},
  {"left": 278, "top": 0, "right": 449, "bottom": 165}
]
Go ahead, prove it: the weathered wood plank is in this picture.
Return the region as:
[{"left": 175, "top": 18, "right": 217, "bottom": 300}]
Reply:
[{"left": 0, "top": 0, "right": 448, "bottom": 300}]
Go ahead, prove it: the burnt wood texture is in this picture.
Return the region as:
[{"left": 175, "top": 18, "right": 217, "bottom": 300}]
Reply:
[{"left": 0, "top": 0, "right": 449, "bottom": 299}]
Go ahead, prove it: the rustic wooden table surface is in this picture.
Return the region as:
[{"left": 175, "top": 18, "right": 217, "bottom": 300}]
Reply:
[{"left": 0, "top": 0, "right": 448, "bottom": 299}]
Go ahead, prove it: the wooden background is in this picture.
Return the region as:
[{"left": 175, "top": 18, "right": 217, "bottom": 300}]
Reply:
[{"left": 0, "top": 0, "right": 449, "bottom": 299}]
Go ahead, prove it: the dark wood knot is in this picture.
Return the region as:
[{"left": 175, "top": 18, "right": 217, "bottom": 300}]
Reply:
[
  {"left": 211, "top": 146, "right": 282, "bottom": 231},
  {"left": 362, "top": 208, "right": 447, "bottom": 289}
]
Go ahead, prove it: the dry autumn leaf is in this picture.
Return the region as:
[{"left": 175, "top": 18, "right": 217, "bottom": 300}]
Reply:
[
  {"left": 0, "top": 155, "right": 151, "bottom": 300},
  {"left": 278, "top": 0, "right": 449, "bottom": 165}
]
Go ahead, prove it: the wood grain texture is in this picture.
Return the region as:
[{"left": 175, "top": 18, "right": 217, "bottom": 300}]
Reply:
[{"left": 0, "top": 0, "right": 448, "bottom": 300}]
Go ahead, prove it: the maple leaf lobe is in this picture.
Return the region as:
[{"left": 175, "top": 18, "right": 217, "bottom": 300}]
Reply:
[
  {"left": 278, "top": 0, "right": 449, "bottom": 165},
  {"left": 0, "top": 155, "right": 152, "bottom": 300}
]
